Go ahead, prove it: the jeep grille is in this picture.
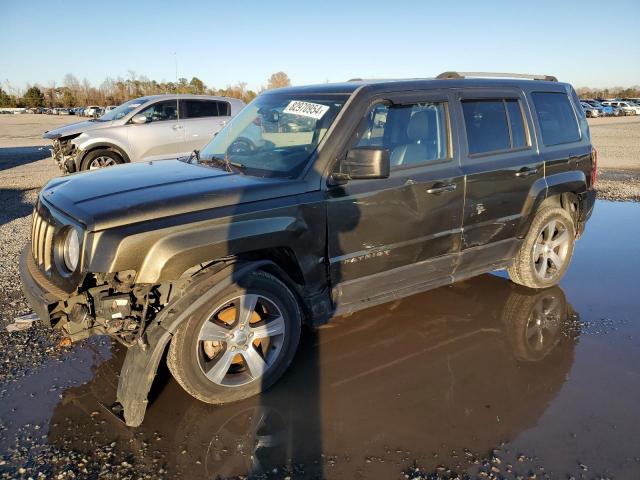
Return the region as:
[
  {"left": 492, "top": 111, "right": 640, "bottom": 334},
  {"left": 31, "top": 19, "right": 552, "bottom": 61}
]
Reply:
[{"left": 31, "top": 207, "right": 54, "bottom": 271}]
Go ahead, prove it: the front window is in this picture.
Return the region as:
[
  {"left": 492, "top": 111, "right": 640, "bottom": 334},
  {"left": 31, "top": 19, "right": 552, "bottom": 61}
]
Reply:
[
  {"left": 352, "top": 101, "right": 450, "bottom": 167},
  {"left": 138, "top": 100, "right": 179, "bottom": 122},
  {"left": 193, "top": 93, "right": 349, "bottom": 177},
  {"left": 98, "top": 97, "right": 151, "bottom": 121}
]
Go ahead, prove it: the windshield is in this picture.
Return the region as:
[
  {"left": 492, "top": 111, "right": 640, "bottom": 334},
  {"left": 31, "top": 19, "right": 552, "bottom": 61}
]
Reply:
[
  {"left": 194, "top": 93, "right": 349, "bottom": 177},
  {"left": 98, "top": 97, "right": 150, "bottom": 121}
]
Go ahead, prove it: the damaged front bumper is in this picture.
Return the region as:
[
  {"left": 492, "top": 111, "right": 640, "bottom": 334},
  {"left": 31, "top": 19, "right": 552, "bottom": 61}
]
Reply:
[
  {"left": 51, "top": 137, "right": 80, "bottom": 174},
  {"left": 19, "top": 246, "right": 66, "bottom": 326}
]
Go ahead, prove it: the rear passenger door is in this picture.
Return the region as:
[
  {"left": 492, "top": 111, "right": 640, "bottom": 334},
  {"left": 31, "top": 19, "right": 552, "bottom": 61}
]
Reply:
[
  {"left": 455, "top": 89, "right": 544, "bottom": 273},
  {"left": 181, "top": 100, "right": 232, "bottom": 155}
]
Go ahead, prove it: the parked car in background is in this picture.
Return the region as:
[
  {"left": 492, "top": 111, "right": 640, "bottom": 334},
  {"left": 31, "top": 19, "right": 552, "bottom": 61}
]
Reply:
[
  {"left": 580, "top": 102, "right": 600, "bottom": 117},
  {"left": 611, "top": 101, "right": 640, "bottom": 115},
  {"left": 601, "top": 101, "right": 629, "bottom": 116},
  {"left": 105, "top": 105, "right": 117, "bottom": 112},
  {"left": 84, "top": 105, "right": 101, "bottom": 117},
  {"left": 594, "top": 102, "right": 614, "bottom": 116},
  {"left": 42, "top": 94, "right": 245, "bottom": 172},
  {"left": 22, "top": 72, "right": 597, "bottom": 427}
]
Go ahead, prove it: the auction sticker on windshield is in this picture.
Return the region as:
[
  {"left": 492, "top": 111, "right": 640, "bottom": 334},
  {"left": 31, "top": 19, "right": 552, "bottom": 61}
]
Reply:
[{"left": 283, "top": 101, "right": 329, "bottom": 120}]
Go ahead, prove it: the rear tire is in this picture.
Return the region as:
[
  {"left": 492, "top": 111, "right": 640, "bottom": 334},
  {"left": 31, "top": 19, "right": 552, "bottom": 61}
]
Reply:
[
  {"left": 80, "top": 149, "right": 123, "bottom": 171},
  {"left": 508, "top": 207, "right": 575, "bottom": 289},
  {"left": 167, "top": 271, "right": 302, "bottom": 405}
]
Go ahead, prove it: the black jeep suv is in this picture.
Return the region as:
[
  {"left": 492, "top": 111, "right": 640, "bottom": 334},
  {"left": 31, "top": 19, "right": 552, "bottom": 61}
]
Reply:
[{"left": 20, "top": 72, "right": 596, "bottom": 426}]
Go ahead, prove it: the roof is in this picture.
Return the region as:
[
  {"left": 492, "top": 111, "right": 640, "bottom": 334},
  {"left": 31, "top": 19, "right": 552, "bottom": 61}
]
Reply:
[
  {"left": 134, "top": 94, "right": 244, "bottom": 102},
  {"left": 265, "top": 75, "right": 568, "bottom": 97}
]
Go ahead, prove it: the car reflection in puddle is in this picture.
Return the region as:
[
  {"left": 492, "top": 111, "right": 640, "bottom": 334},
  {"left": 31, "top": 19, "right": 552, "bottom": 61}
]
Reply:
[{"left": 47, "top": 273, "right": 578, "bottom": 478}]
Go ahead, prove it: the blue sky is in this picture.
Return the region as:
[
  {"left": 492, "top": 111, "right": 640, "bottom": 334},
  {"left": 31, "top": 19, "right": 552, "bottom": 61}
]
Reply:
[{"left": 1, "top": 0, "right": 638, "bottom": 93}]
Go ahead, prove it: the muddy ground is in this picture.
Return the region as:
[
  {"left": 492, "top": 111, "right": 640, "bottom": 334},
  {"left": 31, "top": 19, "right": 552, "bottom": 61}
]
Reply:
[{"left": 0, "top": 114, "right": 639, "bottom": 479}]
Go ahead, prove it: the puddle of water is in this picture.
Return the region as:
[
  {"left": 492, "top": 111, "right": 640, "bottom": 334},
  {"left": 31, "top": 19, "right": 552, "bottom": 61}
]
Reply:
[{"left": 1, "top": 200, "right": 639, "bottom": 479}]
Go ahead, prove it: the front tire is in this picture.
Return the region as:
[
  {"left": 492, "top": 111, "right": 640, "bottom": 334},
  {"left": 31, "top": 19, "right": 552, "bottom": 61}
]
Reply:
[
  {"left": 167, "top": 271, "right": 302, "bottom": 405},
  {"left": 80, "top": 149, "right": 123, "bottom": 171},
  {"left": 508, "top": 207, "right": 575, "bottom": 289}
]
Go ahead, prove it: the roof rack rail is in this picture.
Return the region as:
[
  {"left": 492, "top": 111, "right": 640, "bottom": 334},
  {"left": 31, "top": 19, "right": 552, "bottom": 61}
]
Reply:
[{"left": 437, "top": 71, "right": 558, "bottom": 82}]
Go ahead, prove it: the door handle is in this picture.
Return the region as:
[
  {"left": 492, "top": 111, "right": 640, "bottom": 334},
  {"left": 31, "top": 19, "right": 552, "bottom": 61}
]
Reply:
[
  {"left": 172, "top": 124, "right": 184, "bottom": 130},
  {"left": 426, "top": 183, "right": 457, "bottom": 194},
  {"left": 515, "top": 167, "right": 538, "bottom": 178}
]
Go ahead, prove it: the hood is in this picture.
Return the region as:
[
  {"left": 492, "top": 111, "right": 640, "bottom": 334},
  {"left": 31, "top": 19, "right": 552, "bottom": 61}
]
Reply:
[
  {"left": 42, "top": 120, "right": 115, "bottom": 140},
  {"left": 40, "top": 160, "right": 302, "bottom": 231}
]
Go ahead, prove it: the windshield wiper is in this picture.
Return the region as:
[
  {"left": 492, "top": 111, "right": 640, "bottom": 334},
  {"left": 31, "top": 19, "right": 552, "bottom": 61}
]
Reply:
[
  {"left": 187, "top": 149, "right": 200, "bottom": 164},
  {"left": 201, "top": 155, "right": 246, "bottom": 174}
]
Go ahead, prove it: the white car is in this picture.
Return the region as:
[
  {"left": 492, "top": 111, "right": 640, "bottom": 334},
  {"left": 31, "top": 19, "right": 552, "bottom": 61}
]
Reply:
[
  {"left": 84, "top": 105, "right": 101, "bottom": 117},
  {"left": 612, "top": 101, "right": 640, "bottom": 115},
  {"left": 602, "top": 101, "right": 639, "bottom": 116}
]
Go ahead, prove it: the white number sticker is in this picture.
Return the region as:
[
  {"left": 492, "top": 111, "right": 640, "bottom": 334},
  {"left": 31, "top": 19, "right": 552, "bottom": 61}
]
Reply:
[{"left": 282, "top": 101, "right": 329, "bottom": 120}]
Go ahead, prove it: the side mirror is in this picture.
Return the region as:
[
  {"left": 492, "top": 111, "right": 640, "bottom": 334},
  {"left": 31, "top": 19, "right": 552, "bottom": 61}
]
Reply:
[
  {"left": 131, "top": 114, "right": 148, "bottom": 125},
  {"left": 337, "top": 147, "right": 390, "bottom": 182}
]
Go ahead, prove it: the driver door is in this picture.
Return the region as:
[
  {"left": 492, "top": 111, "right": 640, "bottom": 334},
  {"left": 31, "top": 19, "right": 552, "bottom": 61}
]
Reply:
[
  {"left": 127, "top": 100, "right": 185, "bottom": 162},
  {"left": 327, "top": 91, "right": 464, "bottom": 311}
]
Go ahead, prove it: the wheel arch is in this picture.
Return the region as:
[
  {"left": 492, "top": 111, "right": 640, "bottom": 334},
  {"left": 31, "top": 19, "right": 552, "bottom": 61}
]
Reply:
[
  {"left": 184, "top": 247, "right": 317, "bottom": 326},
  {"left": 518, "top": 171, "right": 587, "bottom": 237},
  {"left": 116, "top": 259, "right": 275, "bottom": 427},
  {"left": 76, "top": 142, "right": 130, "bottom": 169}
]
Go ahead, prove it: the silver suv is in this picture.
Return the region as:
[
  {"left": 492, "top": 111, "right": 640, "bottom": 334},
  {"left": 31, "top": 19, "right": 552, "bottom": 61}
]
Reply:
[{"left": 43, "top": 94, "right": 245, "bottom": 172}]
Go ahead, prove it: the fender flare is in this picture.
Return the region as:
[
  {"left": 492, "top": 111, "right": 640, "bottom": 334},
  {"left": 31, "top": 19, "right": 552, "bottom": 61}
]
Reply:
[
  {"left": 116, "top": 259, "right": 273, "bottom": 427},
  {"left": 517, "top": 171, "right": 587, "bottom": 237}
]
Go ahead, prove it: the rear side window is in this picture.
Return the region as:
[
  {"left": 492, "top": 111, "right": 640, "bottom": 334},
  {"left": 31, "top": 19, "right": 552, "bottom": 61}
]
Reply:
[
  {"left": 462, "top": 99, "right": 529, "bottom": 155},
  {"left": 531, "top": 92, "right": 581, "bottom": 146},
  {"left": 183, "top": 100, "right": 231, "bottom": 118}
]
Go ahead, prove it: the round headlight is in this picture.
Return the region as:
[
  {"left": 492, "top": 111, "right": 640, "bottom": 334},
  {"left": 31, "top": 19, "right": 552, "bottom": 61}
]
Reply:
[{"left": 63, "top": 228, "right": 80, "bottom": 271}]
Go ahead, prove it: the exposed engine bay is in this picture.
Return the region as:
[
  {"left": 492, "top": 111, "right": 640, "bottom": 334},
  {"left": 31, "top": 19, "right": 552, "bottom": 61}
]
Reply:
[
  {"left": 51, "top": 270, "right": 177, "bottom": 348},
  {"left": 51, "top": 134, "right": 80, "bottom": 173}
]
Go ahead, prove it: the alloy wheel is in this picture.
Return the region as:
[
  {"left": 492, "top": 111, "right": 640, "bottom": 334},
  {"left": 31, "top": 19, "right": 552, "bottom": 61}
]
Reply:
[
  {"left": 196, "top": 294, "right": 286, "bottom": 387},
  {"left": 532, "top": 219, "right": 571, "bottom": 281},
  {"left": 89, "top": 156, "right": 118, "bottom": 169}
]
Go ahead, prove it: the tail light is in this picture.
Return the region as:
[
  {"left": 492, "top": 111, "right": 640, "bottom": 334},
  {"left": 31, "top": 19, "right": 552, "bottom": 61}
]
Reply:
[{"left": 591, "top": 146, "right": 598, "bottom": 186}]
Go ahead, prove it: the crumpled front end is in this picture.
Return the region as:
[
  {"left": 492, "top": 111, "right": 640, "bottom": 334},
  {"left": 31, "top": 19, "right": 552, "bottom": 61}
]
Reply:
[{"left": 51, "top": 134, "right": 81, "bottom": 174}]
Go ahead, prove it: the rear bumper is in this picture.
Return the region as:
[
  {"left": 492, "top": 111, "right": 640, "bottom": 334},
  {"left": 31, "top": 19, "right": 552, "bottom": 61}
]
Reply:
[{"left": 19, "top": 246, "right": 67, "bottom": 326}]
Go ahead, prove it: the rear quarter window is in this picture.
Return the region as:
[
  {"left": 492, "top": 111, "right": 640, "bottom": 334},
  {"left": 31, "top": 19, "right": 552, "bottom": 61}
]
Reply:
[{"left": 531, "top": 92, "right": 581, "bottom": 146}]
